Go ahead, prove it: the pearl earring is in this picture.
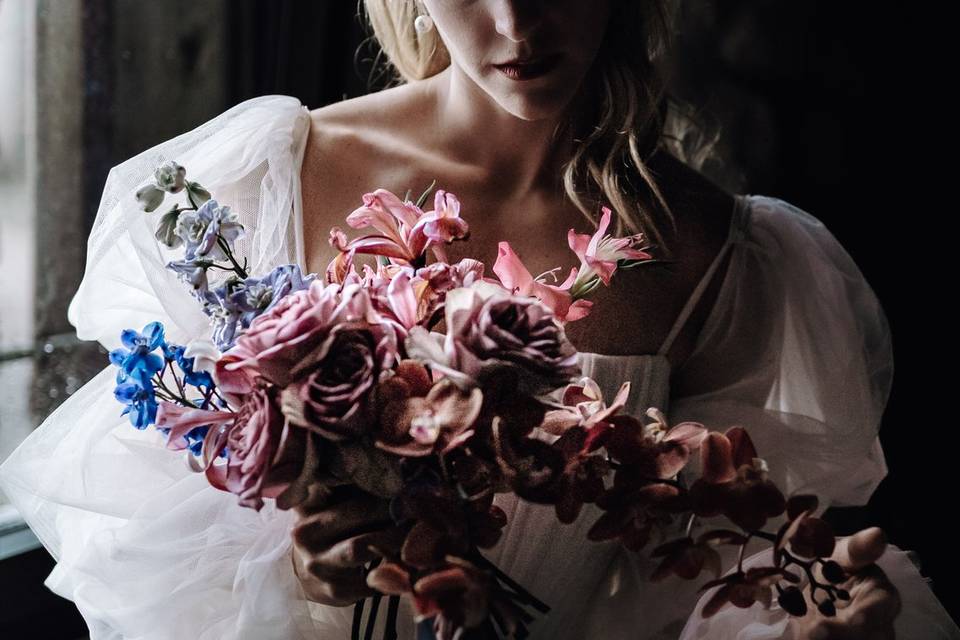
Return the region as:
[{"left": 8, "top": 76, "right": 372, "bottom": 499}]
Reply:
[{"left": 414, "top": 14, "right": 434, "bottom": 34}]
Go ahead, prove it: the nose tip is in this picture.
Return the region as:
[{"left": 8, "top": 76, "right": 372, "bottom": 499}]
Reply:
[{"left": 494, "top": 1, "right": 544, "bottom": 43}]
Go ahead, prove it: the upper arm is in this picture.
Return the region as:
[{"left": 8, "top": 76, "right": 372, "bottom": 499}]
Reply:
[
  {"left": 299, "top": 113, "right": 341, "bottom": 276},
  {"left": 300, "top": 111, "right": 375, "bottom": 276}
]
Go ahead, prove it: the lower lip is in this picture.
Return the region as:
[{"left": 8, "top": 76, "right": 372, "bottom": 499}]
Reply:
[{"left": 494, "top": 54, "right": 561, "bottom": 81}]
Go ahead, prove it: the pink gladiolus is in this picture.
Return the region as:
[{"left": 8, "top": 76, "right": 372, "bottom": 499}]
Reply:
[
  {"left": 492, "top": 242, "right": 592, "bottom": 322},
  {"left": 567, "top": 206, "right": 653, "bottom": 290}
]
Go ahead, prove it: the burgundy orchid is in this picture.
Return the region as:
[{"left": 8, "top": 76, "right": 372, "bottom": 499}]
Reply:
[{"left": 689, "top": 426, "right": 787, "bottom": 531}]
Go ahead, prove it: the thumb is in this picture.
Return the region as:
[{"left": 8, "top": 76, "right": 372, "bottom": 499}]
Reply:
[{"left": 832, "top": 526, "right": 888, "bottom": 573}]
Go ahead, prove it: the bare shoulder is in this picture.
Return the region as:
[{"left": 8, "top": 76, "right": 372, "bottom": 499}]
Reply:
[
  {"left": 649, "top": 149, "right": 737, "bottom": 258},
  {"left": 299, "top": 83, "right": 434, "bottom": 273}
]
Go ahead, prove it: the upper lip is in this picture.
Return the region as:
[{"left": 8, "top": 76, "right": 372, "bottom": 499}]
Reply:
[{"left": 495, "top": 53, "right": 559, "bottom": 66}]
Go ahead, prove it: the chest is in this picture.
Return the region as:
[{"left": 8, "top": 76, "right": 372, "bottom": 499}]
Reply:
[
  {"left": 299, "top": 130, "right": 732, "bottom": 369},
  {"left": 437, "top": 192, "right": 702, "bottom": 357}
]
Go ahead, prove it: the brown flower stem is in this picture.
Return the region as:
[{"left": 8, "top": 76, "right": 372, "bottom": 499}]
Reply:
[
  {"left": 750, "top": 530, "right": 777, "bottom": 542},
  {"left": 210, "top": 387, "right": 231, "bottom": 410},
  {"left": 683, "top": 513, "right": 697, "bottom": 538},
  {"left": 605, "top": 465, "right": 686, "bottom": 492},
  {"left": 734, "top": 530, "right": 777, "bottom": 574},
  {"left": 737, "top": 537, "right": 750, "bottom": 573},
  {"left": 217, "top": 235, "right": 249, "bottom": 279},
  {"left": 469, "top": 551, "right": 550, "bottom": 614},
  {"left": 169, "top": 360, "right": 188, "bottom": 400},
  {"left": 154, "top": 366, "right": 191, "bottom": 407},
  {"left": 200, "top": 385, "right": 215, "bottom": 410},
  {"left": 775, "top": 548, "right": 841, "bottom": 605}
]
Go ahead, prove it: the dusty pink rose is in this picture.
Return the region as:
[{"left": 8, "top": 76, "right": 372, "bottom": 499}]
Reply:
[
  {"left": 223, "top": 382, "right": 288, "bottom": 510},
  {"left": 281, "top": 323, "right": 389, "bottom": 441},
  {"left": 406, "top": 282, "right": 581, "bottom": 394},
  {"left": 217, "top": 280, "right": 398, "bottom": 394}
]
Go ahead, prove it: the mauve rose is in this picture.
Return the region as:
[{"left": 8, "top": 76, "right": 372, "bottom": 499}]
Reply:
[
  {"left": 224, "top": 381, "right": 288, "bottom": 511},
  {"left": 281, "top": 324, "right": 387, "bottom": 441},
  {"left": 406, "top": 282, "right": 581, "bottom": 395},
  {"left": 217, "top": 280, "right": 398, "bottom": 395}
]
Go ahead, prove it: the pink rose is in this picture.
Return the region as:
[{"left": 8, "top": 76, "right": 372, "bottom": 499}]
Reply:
[
  {"left": 217, "top": 280, "right": 398, "bottom": 394},
  {"left": 281, "top": 323, "right": 388, "bottom": 441},
  {"left": 224, "top": 382, "right": 289, "bottom": 511}
]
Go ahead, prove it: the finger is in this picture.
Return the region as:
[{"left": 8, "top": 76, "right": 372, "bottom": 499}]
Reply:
[
  {"left": 293, "top": 492, "right": 393, "bottom": 552},
  {"left": 839, "top": 565, "right": 902, "bottom": 626},
  {"left": 315, "top": 526, "right": 408, "bottom": 569},
  {"left": 832, "top": 527, "right": 887, "bottom": 573},
  {"left": 805, "top": 618, "right": 895, "bottom": 640},
  {"left": 302, "top": 563, "right": 378, "bottom": 606}
]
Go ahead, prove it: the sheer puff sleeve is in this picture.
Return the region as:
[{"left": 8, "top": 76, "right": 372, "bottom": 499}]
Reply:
[
  {"left": 0, "top": 96, "right": 359, "bottom": 639},
  {"left": 670, "top": 196, "right": 958, "bottom": 638}
]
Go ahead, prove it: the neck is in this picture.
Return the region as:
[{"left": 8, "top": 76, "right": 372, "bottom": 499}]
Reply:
[{"left": 427, "top": 65, "right": 572, "bottom": 200}]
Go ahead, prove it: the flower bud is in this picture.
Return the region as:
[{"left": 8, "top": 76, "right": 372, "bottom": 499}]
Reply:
[
  {"left": 155, "top": 161, "right": 187, "bottom": 193},
  {"left": 135, "top": 183, "right": 165, "bottom": 212}
]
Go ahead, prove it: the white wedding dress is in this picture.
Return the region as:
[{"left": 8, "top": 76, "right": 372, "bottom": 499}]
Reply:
[{"left": 0, "top": 95, "right": 956, "bottom": 640}]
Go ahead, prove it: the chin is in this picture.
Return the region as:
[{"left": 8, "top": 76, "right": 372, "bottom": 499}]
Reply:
[{"left": 489, "top": 82, "right": 577, "bottom": 122}]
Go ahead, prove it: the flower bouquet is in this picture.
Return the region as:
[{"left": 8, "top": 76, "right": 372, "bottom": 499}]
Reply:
[{"left": 110, "top": 161, "right": 856, "bottom": 639}]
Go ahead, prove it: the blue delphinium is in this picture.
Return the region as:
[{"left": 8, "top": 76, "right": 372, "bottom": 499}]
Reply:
[
  {"left": 114, "top": 380, "right": 158, "bottom": 430},
  {"left": 155, "top": 424, "right": 228, "bottom": 459},
  {"left": 162, "top": 342, "right": 214, "bottom": 389},
  {"left": 109, "top": 322, "right": 166, "bottom": 386}
]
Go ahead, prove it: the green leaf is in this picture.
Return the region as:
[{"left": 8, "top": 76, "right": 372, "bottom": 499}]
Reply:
[
  {"left": 155, "top": 205, "right": 183, "bottom": 248},
  {"left": 186, "top": 180, "right": 211, "bottom": 205},
  {"left": 415, "top": 179, "right": 437, "bottom": 209}
]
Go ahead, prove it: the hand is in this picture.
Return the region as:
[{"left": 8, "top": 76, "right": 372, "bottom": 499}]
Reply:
[
  {"left": 290, "top": 483, "right": 408, "bottom": 607},
  {"left": 789, "top": 527, "right": 902, "bottom": 640}
]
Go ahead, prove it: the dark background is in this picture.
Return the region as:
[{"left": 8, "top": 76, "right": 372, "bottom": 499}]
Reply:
[{"left": 2, "top": 1, "right": 951, "bottom": 638}]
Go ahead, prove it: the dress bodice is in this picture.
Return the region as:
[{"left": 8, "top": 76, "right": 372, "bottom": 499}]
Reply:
[
  {"left": 374, "top": 352, "right": 675, "bottom": 640},
  {"left": 486, "top": 352, "right": 673, "bottom": 639}
]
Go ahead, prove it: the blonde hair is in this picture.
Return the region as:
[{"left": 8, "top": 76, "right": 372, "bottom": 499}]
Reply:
[{"left": 359, "top": 0, "right": 722, "bottom": 254}]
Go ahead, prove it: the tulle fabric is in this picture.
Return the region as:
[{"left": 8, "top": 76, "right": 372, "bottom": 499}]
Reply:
[{"left": 0, "top": 94, "right": 956, "bottom": 639}]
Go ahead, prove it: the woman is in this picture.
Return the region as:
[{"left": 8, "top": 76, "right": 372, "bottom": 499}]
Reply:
[
  {"left": 293, "top": 2, "right": 909, "bottom": 638},
  {"left": 0, "top": 1, "right": 954, "bottom": 639}
]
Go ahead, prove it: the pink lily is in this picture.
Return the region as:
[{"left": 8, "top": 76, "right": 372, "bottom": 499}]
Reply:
[
  {"left": 327, "top": 188, "right": 470, "bottom": 281},
  {"left": 155, "top": 402, "right": 236, "bottom": 491},
  {"left": 567, "top": 205, "right": 654, "bottom": 292},
  {"left": 491, "top": 241, "right": 593, "bottom": 322}
]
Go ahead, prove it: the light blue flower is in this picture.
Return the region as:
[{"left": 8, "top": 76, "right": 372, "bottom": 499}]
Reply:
[
  {"left": 166, "top": 259, "right": 210, "bottom": 291},
  {"left": 175, "top": 199, "right": 244, "bottom": 261},
  {"left": 154, "top": 161, "right": 186, "bottom": 194},
  {"left": 135, "top": 183, "right": 165, "bottom": 212},
  {"left": 200, "top": 265, "right": 314, "bottom": 350}
]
